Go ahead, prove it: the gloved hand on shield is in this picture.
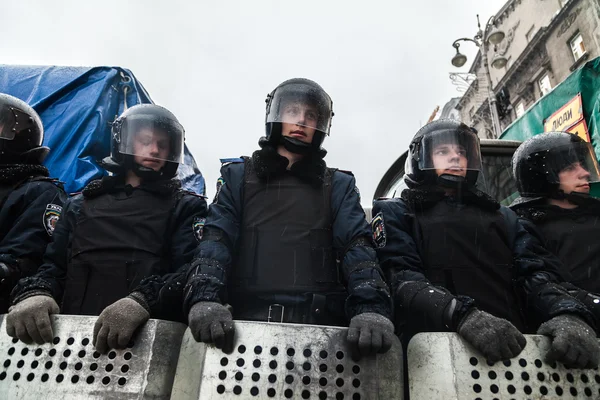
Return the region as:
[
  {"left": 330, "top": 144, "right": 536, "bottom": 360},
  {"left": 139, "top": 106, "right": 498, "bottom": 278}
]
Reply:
[
  {"left": 6, "top": 295, "right": 60, "bottom": 344},
  {"left": 188, "top": 301, "right": 235, "bottom": 353},
  {"left": 346, "top": 312, "right": 395, "bottom": 360},
  {"left": 93, "top": 295, "right": 150, "bottom": 354}
]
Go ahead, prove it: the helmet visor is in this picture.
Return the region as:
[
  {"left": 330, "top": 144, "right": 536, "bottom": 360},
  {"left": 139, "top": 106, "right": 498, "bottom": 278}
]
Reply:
[
  {"left": 517, "top": 141, "right": 600, "bottom": 185},
  {"left": 118, "top": 114, "right": 185, "bottom": 164},
  {"left": 266, "top": 82, "right": 333, "bottom": 135},
  {"left": 418, "top": 129, "right": 483, "bottom": 177}
]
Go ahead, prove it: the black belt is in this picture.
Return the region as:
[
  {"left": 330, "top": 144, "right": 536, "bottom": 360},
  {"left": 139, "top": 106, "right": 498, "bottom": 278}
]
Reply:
[{"left": 232, "top": 293, "right": 347, "bottom": 326}]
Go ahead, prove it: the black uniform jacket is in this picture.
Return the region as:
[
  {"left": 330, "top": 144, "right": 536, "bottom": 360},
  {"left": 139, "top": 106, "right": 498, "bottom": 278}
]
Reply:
[
  {"left": 137, "top": 146, "right": 392, "bottom": 324},
  {"left": 0, "top": 164, "right": 66, "bottom": 313},
  {"left": 373, "top": 186, "right": 595, "bottom": 335},
  {"left": 513, "top": 197, "right": 600, "bottom": 329},
  {"left": 11, "top": 175, "right": 207, "bottom": 315}
]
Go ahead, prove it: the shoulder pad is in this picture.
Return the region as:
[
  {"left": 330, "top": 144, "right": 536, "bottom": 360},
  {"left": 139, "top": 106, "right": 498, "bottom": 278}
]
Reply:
[
  {"left": 29, "top": 177, "right": 65, "bottom": 189},
  {"left": 336, "top": 169, "right": 354, "bottom": 177},
  {"left": 65, "top": 193, "right": 85, "bottom": 207},
  {"left": 179, "top": 189, "right": 208, "bottom": 199},
  {"left": 220, "top": 157, "right": 244, "bottom": 166}
]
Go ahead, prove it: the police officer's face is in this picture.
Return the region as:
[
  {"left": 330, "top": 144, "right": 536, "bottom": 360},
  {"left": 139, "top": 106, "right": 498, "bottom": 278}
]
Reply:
[
  {"left": 280, "top": 102, "right": 318, "bottom": 144},
  {"left": 559, "top": 162, "right": 591, "bottom": 194},
  {"left": 432, "top": 143, "right": 468, "bottom": 177},
  {"left": 133, "top": 128, "right": 170, "bottom": 171}
]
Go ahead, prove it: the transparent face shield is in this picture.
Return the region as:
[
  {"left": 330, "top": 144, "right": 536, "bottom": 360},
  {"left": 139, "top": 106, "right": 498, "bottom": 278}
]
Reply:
[
  {"left": 0, "top": 104, "right": 37, "bottom": 141},
  {"left": 518, "top": 141, "right": 600, "bottom": 186},
  {"left": 118, "top": 114, "right": 185, "bottom": 165},
  {"left": 266, "top": 83, "right": 333, "bottom": 135},
  {"left": 418, "top": 130, "right": 483, "bottom": 178}
]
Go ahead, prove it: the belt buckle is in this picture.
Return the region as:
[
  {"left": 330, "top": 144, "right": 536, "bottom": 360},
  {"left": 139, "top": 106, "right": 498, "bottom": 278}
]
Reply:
[{"left": 267, "top": 303, "right": 284, "bottom": 323}]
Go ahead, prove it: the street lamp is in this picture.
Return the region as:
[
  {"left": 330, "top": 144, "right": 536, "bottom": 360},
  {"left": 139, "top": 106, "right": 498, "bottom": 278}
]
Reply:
[
  {"left": 491, "top": 53, "right": 508, "bottom": 69},
  {"left": 451, "top": 14, "right": 507, "bottom": 138}
]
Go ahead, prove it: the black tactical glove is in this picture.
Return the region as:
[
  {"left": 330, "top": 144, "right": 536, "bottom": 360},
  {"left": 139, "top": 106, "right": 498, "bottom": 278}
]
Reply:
[
  {"left": 93, "top": 296, "right": 150, "bottom": 354},
  {"left": 537, "top": 314, "right": 600, "bottom": 369},
  {"left": 347, "top": 312, "right": 395, "bottom": 360},
  {"left": 188, "top": 301, "right": 235, "bottom": 353},
  {"left": 6, "top": 295, "right": 60, "bottom": 344},
  {"left": 457, "top": 308, "right": 526, "bottom": 363}
]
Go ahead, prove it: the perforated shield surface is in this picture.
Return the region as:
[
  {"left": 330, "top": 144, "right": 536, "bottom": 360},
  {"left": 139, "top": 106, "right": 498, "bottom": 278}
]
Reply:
[
  {"left": 0, "top": 315, "right": 186, "bottom": 400},
  {"left": 408, "top": 332, "right": 600, "bottom": 400},
  {"left": 171, "top": 320, "right": 404, "bottom": 400}
]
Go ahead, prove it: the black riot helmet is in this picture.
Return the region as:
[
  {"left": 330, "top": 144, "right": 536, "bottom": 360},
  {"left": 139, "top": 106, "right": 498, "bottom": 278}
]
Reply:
[
  {"left": 261, "top": 78, "right": 334, "bottom": 157},
  {"left": 0, "top": 93, "right": 48, "bottom": 164},
  {"left": 102, "top": 104, "right": 185, "bottom": 180},
  {"left": 512, "top": 132, "right": 600, "bottom": 202},
  {"left": 405, "top": 119, "right": 482, "bottom": 189}
]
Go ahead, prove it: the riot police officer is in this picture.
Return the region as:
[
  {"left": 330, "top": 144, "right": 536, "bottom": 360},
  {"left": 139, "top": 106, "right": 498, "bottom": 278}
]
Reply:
[
  {"left": 0, "top": 94, "right": 66, "bottom": 313},
  {"left": 6, "top": 104, "right": 208, "bottom": 351},
  {"left": 511, "top": 132, "right": 600, "bottom": 326},
  {"left": 123, "top": 78, "right": 394, "bottom": 358},
  {"left": 373, "top": 120, "right": 600, "bottom": 368}
]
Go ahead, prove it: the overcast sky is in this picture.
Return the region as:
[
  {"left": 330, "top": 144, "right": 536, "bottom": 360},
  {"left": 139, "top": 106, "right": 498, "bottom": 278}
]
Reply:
[{"left": 2, "top": 0, "right": 507, "bottom": 203}]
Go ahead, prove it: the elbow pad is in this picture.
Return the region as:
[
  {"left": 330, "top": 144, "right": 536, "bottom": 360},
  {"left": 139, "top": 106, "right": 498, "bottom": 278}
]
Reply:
[{"left": 396, "top": 281, "right": 463, "bottom": 331}]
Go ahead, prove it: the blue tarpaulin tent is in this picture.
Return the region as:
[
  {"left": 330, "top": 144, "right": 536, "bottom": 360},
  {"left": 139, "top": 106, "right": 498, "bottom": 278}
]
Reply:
[{"left": 0, "top": 65, "right": 205, "bottom": 195}]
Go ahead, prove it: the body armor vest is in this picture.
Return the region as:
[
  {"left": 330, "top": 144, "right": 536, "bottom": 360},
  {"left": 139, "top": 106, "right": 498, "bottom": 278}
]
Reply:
[
  {"left": 61, "top": 187, "right": 174, "bottom": 315},
  {"left": 233, "top": 158, "right": 343, "bottom": 296},
  {"left": 415, "top": 199, "right": 526, "bottom": 331},
  {"left": 536, "top": 208, "right": 600, "bottom": 293}
]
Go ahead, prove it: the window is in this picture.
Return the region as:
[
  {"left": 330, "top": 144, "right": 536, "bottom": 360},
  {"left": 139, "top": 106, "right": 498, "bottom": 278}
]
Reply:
[
  {"left": 570, "top": 33, "right": 586, "bottom": 61},
  {"left": 515, "top": 102, "right": 525, "bottom": 118},
  {"left": 539, "top": 74, "right": 552, "bottom": 95},
  {"left": 526, "top": 26, "right": 537, "bottom": 42},
  {"left": 478, "top": 154, "right": 519, "bottom": 206},
  {"left": 385, "top": 176, "right": 408, "bottom": 199}
]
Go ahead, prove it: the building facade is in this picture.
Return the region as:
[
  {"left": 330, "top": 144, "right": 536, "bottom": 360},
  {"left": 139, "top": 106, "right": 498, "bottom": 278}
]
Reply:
[{"left": 455, "top": 0, "right": 600, "bottom": 138}]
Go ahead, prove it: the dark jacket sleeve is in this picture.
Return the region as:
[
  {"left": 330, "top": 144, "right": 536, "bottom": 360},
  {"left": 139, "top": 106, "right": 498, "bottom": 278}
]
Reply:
[
  {"left": 558, "top": 281, "right": 600, "bottom": 331},
  {"left": 372, "top": 198, "right": 474, "bottom": 334},
  {"left": 10, "top": 194, "right": 81, "bottom": 305},
  {"left": 331, "top": 172, "right": 392, "bottom": 320},
  {"left": 507, "top": 209, "right": 597, "bottom": 331},
  {"left": 0, "top": 180, "right": 66, "bottom": 280},
  {"left": 179, "top": 162, "right": 244, "bottom": 314},
  {"left": 133, "top": 191, "right": 208, "bottom": 321},
  {"left": 168, "top": 192, "right": 209, "bottom": 272}
]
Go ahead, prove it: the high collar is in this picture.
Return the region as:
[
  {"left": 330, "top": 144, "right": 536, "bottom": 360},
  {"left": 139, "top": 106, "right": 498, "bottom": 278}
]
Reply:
[
  {"left": 514, "top": 197, "right": 600, "bottom": 223},
  {"left": 251, "top": 145, "right": 328, "bottom": 187},
  {"left": 0, "top": 164, "right": 49, "bottom": 185},
  {"left": 82, "top": 174, "right": 181, "bottom": 198},
  {"left": 401, "top": 185, "right": 500, "bottom": 212}
]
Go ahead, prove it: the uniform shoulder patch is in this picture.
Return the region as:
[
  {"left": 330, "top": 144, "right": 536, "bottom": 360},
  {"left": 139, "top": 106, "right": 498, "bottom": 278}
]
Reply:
[
  {"left": 44, "top": 203, "right": 62, "bottom": 236},
  {"left": 213, "top": 176, "right": 225, "bottom": 204},
  {"left": 371, "top": 212, "right": 386, "bottom": 248},
  {"left": 192, "top": 216, "right": 206, "bottom": 242}
]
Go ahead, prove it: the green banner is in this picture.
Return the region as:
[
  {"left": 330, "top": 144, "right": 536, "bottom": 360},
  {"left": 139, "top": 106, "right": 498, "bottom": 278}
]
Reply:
[{"left": 500, "top": 57, "right": 600, "bottom": 157}]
